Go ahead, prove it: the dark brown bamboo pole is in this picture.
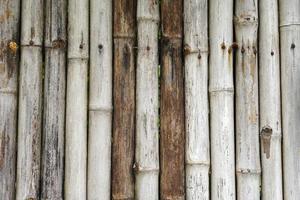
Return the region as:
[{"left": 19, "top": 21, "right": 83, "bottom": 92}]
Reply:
[
  {"left": 40, "top": 0, "right": 66, "bottom": 199},
  {"left": 160, "top": 0, "right": 185, "bottom": 199},
  {"left": 112, "top": 0, "right": 136, "bottom": 199},
  {"left": 0, "top": 0, "right": 20, "bottom": 199}
]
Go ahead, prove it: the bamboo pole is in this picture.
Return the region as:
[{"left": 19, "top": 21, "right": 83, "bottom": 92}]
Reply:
[
  {"left": 160, "top": 1, "right": 185, "bottom": 199},
  {"left": 209, "top": 0, "right": 235, "bottom": 200},
  {"left": 88, "top": 0, "right": 112, "bottom": 199},
  {"left": 0, "top": 0, "right": 20, "bottom": 199},
  {"left": 184, "top": 0, "right": 209, "bottom": 199},
  {"left": 135, "top": 0, "right": 159, "bottom": 199},
  {"left": 65, "top": 0, "right": 88, "bottom": 199},
  {"left": 259, "top": 0, "right": 283, "bottom": 199},
  {"left": 234, "top": 1, "right": 261, "bottom": 199},
  {"left": 16, "top": 0, "right": 44, "bottom": 199},
  {"left": 40, "top": 0, "right": 66, "bottom": 199},
  {"left": 112, "top": 0, "right": 136, "bottom": 199},
  {"left": 279, "top": 0, "right": 300, "bottom": 199}
]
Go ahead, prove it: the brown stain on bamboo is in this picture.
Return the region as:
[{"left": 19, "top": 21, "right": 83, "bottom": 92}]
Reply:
[
  {"left": 261, "top": 126, "right": 272, "bottom": 159},
  {"left": 160, "top": 0, "right": 185, "bottom": 200},
  {"left": 112, "top": 0, "right": 136, "bottom": 199},
  {"left": 0, "top": 9, "right": 13, "bottom": 23}
]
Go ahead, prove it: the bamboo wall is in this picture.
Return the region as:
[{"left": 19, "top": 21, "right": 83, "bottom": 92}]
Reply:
[{"left": 0, "top": 0, "right": 299, "bottom": 200}]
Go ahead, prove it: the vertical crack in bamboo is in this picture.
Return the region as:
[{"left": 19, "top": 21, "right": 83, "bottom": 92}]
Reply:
[
  {"left": 112, "top": 0, "right": 136, "bottom": 199},
  {"left": 184, "top": 0, "right": 210, "bottom": 199},
  {"left": 234, "top": 1, "right": 261, "bottom": 199},
  {"left": 16, "top": 0, "right": 44, "bottom": 199},
  {"left": 160, "top": 1, "right": 185, "bottom": 200},
  {"left": 40, "top": 0, "right": 67, "bottom": 199},
  {"left": 88, "top": 0, "right": 112, "bottom": 199},
  {"left": 209, "top": 0, "right": 235, "bottom": 200},
  {"left": 135, "top": 0, "right": 160, "bottom": 200},
  {"left": 65, "top": 0, "right": 89, "bottom": 199},
  {"left": 259, "top": 0, "right": 283, "bottom": 199},
  {"left": 0, "top": 0, "right": 20, "bottom": 199},
  {"left": 279, "top": 0, "right": 300, "bottom": 199}
]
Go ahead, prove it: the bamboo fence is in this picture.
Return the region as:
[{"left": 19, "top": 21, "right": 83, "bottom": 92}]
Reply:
[{"left": 0, "top": 0, "right": 299, "bottom": 199}]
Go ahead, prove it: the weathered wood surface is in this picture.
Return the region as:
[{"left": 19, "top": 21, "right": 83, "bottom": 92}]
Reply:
[
  {"left": 184, "top": 0, "right": 210, "bottom": 199},
  {"left": 280, "top": 0, "right": 300, "bottom": 199},
  {"left": 65, "top": 0, "right": 89, "bottom": 199},
  {"left": 88, "top": 0, "right": 112, "bottom": 199},
  {"left": 16, "top": 0, "right": 44, "bottom": 199},
  {"left": 135, "top": 0, "right": 160, "bottom": 199},
  {"left": 41, "top": 0, "right": 67, "bottom": 199},
  {"left": 0, "top": 0, "right": 20, "bottom": 199},
  {"left": 160, "top": 1, "right": 185, "bottom": 200},
  {"left": 112, "top": 0, "right": 136, "bottom": 199},
  {"left": 259, "top": 0, "right": 283, "bottom": 199},
  {"left": 209, "top": 0, "right": 235, "bottom": 200},
  {"left": 235, "top": 1, "right": 261, "bottom": 199}
]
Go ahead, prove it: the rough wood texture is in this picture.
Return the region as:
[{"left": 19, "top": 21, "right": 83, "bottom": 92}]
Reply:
[
  {"left": 65, "top": 0, "right": 89, "bottom": 199},
  {"left": 160, "top": 1, "right": 185, "bottom": 200},
  {"left": 184, "top": 0, "right": 210, "bottom": 199},
  {"left": 88, "top": 0, "right": 112, "bottom": 199},
  {"left": 135, "top": 0, "right": 160, "bottom": 200},
  {"left": 0, "top": 0, "right": 20, "bottom": 199},
  {"left": 16, "top": 0, "right": 44, "bottom": 199},
  {"left": 280, "top": 0, "right": 300, "bottom": 199},
  {"left": 41, "top": 0, "right": 66, "bottom": 199},
  {"left": 259, "top": 0, "right": 283, "bottom": 199},
  {"left": 234, "top": 1, "right": 261, "bottom": 200},
  {"left": 209, "top": 0, "right": 235, "bottom": 200},
  {"left": 112, "top": 0, "right": 136, "bottom": 199}
]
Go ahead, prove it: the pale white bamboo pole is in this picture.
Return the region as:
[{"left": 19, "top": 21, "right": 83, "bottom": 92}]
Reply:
[
  {"left": 135, "top": 0, "right": 159, "bottom": 199},
  {"left": 16, "top": 0, "right": 44, "bottom": 199},
  {"left": 40, "top": 0, "right": 67, "bottom": 199},
  {"left": 234, "top": 1, "right": 261, "bottom": 199},
  {"left": 88, "top": 0, "right": 112, "bottom": 199},
  {"left": 0, "top": 0, "right": 20, "bottom": 199},
  {"left": 184, "top": 0, "right": 210, "bottom": 199},
  {"left": 279, "top": 0, "right": 300, "bottom": 199},
  {"left": 209, "top": 0, "right": 235, "bottom": 200},
  {"left": 259, "top": 0, "right": 283, "bottom": 199},
  {"left": 65, "top": 0, "right": 89, "bottom": 199}
]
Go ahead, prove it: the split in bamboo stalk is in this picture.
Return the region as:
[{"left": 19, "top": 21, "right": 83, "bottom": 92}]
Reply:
[
  {"left": 65, "top": 0, "right": 89, "bottom": 199},
  {"left": 160, "top": 0, "right": 185, "bottom": 199},
  {"left": 234, "top": 1, "right": 261, "bottom": 199},
  {"left": 184, "top": 0, "right": 210, "bottom": 199},
  {"left": 112, "top": 0, "right": 136, "bottom": 199},
  {"left": 0, "top": 0, "right": 20, "bottom": 199},
  {"left": 209, "top": 0, "right": 235, "bottom": 200},
  {"left": 40, "top": 0, "right": 67, "bottom": 199},
  {"left": 259, "top": 0, "right": 283, "bottom": 199},
  {"left": 135, "top": 0, "right": 159, "bottom": 199},
  {"left": 88, "top": 0, "right": 112, "bottom": 199},
  {"left": 279, "top": 0, "right": 300, "bottom": 199},
  {"left": 15, "top": 0, "right": 44, "bottom": 199}
]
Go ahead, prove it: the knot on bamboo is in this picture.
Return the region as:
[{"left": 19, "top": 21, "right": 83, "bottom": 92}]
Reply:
[
  {"left": 8, "top": 41, "right": 18, "bottom": 54},
  {"left": 261, "top": 126, "right": 272, "bottom": 159}
]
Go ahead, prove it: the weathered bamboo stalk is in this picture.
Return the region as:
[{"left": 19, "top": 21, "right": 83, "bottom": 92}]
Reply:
[
  {"left": 160, "top": 1, "right": 185, "bottom": 199},
  {"left": 259, "top": 1, "right": 283, "bottom": 199},
  {"left": 135, "top": 0, "right": 159, "bottom": 199},
  {"left": 209, "top": 0, "right": 235, "bottom": 200},
  {"left": 16, "top": 0, "right": 44, "bottom": 199},
  {"left": 234, "top": 1, "right": 261, "bottom": 199},
  {"left": 112, "top": 0, "right": 136, "bottom": 199},
  {"left": 40, "top": 0, "right": 67, "bottom": 199},
  {"left": 0, "top": 0, "right": 20, "bottom": 199},
  {"left": 184, "top": 0, "right": 209, "bottom": 199},
  {"left": 88, "top": 0, "right": 112, "bottom": 199},
  {"left": 279, "top": 0, "right": 300, "bottom": 199},
  {"left": 65, "top": 0, "right": 89, "bottom": 199}
]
